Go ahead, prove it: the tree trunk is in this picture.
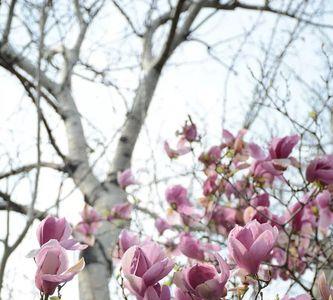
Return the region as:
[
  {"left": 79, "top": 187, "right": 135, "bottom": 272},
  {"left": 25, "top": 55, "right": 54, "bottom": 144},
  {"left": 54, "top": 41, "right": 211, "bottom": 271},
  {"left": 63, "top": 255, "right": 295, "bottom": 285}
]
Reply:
[{"left": 78, "top": 66, "right": 161, "bottom": 300}]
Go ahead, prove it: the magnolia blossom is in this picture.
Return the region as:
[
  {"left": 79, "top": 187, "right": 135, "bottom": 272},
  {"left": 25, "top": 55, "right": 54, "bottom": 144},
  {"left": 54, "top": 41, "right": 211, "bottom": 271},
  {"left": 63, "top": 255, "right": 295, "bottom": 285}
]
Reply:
[
  {"left": 117, "top": 169, "right": 136, "bottom": 189},
  {"left": 316, "top": 191, "right": 333, "bottom": 231},
  {"left": 37, "top": 216, "right": 71, "bottom": 246},
  {"left": 199, "top": 146, "right": 221, "bottom": 166},
  {"left": 179, "top": 232, "right": 219, "bottom": 261},
  {"left": 155, "top": 218, "right": 171, "bottom": 235},
  {"left": 306, "top": 155, "right": 333, "bottom": 185},
  {"left": 178, "top": 205, "right": 202, "bottom": 227},
  {"left": 209, "top": 204, "right": 238, "bottom": 234},
  {"left": 317, "top": 272, "right": 333, "bottom": 300},
  {"left": 203, "top": 174, "right": 218, "bottom": 196},
  {"left": 243, "top": 206, "right": 272, "bottom": 224},
  {"left": 222, "top": 129, "right": 247, "bottom": 153},
  {"left": 249, "top": 134, "right": 299, "bottom": 163},
  {"left": 174, "top": 288, "right": 193, "bottom": 300},
  {"left": 175, "top": 254, "right": 229, "bottom": 300},
  {"left": 74, "top": 205, "right": 102, "bottom": 246},
  {"left": 143, "top": 285, "right": 171, "bottom": 300},
  {"left": 286, "top": 200, "right": 315, "bottom": 235},
  {"left": 165, "top": 185, "right": 190, "bottom": 209},
  {"left": 118, "top": 229, "right": 140, "bottom": 257},
  {"left": 248, "top": 135, "right": 299, "bottom": 181},
  {"left": 37, "top": 216, "right": 86, "bottom": 251},
  {"left": 182, "top": 123, "right": 197, "bottom": 142},
  {"left": 78, "top": 204, "right": 101, "bottom": 233},
  {"left": 248, "top": 142, "right": 266, "bottom": 160},
  {"left": 250, "top": 193, "right": 270, "bottom": 207},
  {"left": 121, "top": 242, "right": 174, "bottom": 298},
  {"left": 165, "top": 185, "right": 201, "bottom": 226},
  {"left": 164, "top": 139, "right": 191, "bottom": 159},
  {"left": 228, "top": 220, "right": 278, "bottom": 274},
  {"left": 165, "top": 207, "right": 201, "bottom": 229},
  {"left": 107, "top": 202, "right": 132, "bottom": 222},
  {"left": 269, "top": 135, "right": 299, "bottom": 159},
  {"left": 250, "top": 160, "right": 277, "bottom": 185},
  {"left": 35, "top": 239, "right": 85, "bottom": 296}
]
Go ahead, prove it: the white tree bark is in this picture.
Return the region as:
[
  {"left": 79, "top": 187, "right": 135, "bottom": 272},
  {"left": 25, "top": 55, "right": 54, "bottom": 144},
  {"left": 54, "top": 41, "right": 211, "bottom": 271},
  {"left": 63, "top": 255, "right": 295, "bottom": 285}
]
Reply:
[
  {"left": 79, "top": 66, "right": 161, "bottom": 300},
  {"left": 108, "top": 67, "right": 161, "bottom": 177}
]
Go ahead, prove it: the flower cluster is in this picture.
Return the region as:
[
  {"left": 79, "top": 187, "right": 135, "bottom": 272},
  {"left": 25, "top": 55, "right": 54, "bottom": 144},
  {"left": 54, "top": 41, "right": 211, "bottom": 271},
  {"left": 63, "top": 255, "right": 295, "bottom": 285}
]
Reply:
[
  {"left": 118, "top": 230, "right": 174, "bottom": 299},
  {"left": 29, "top": 119, "right": 333, "bottom": 299},
  {"left": 32, "top": 216, "right": 86, "bottom": 298},
  {"left": 115, "top": 120, "right": 333, "bottom": 299}
]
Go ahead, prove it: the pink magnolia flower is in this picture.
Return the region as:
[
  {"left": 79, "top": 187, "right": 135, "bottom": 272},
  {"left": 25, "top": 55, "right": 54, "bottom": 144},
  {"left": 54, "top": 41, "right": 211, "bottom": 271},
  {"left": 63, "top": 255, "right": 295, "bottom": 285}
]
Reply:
[
  {"left": 117, "top": 169, "right": 136, "bottom": 189},
  {"left": 285, "top": 200, "right": 315, "bottom": 233},
  {"left": 179, "top": 233, "right": 204, "bottom": 260},
  {"left": 179, "top": 233, "right": 219, "bottom": 261},
  {"left": 248, "top": 142, "right": 266, "bottom": 160},
  {"left": 74, "top": 223, "right": 96, "bottom": 246},
  {"left": 107, "top": 202, "right": 132, "bottom": 222},
  {"left": 269, "top": 135, "right": 299, "bottom": 159},
  {"left": 165, "top": 185, "right": 190, "bottom": 209},
  {"left": 74, "top": 205, "right": 102, "bottom": 246},
  {"left": 182, "top": 123, "right": 197, "bottom": 142},
  {"left": 143, "top": 285, "right": 171, "bottom": 300},
  {"left": 118, "top": 229, "right": 140, "bottom": 257},
  {"left": 288, "top": 202, "right": 305, "bottom": 232},
  {"left": 165, "top": 198, "right": 202, "bottom": 227},
  {"left": 316, "top": 191, "right": 333, "bottom": 231},
  {"left": 203, "top": 174, "right": 218, "bottom": 196},
  {"left": 306, "top": 155, "right": 333, "bottom": 185},
  {"left": 222, "top": 129, "right": 236, "bottom": 146},
  {"left": 227, "top": 220, "right": 278, "bottom": 274},
  {"left": 249, "top": 135, "right": 299, "bottom": 179},
  {"left": 250, "top": 193, "right": 270, "bottom": 207},
  {"left": 250, "top": 160, "right": 277, "bottom": 184},
  {"left": 177, "top": 205, "right": 202, "bottom": 227},
  {"left": 199, "top": 146, "right": 221, "bottom": 166},
  {"left": 121, "top": 242, "right": 174, "bottom": 298},
  {"left": 164, "top": 141, "right": 178, "bottom": 159},
  {"left": 271, "top": 247, "right": 286, "bottom": 266},
  {"left": 35, "top": 239, "right": 85, "bottom": 296},
  {"left": 243, "top": 206, "right": 272, "bottom": 224},
  {"left": 222, "top": 129, "right": 247, "bottom": 153},
  {"left": 209, "top": 205, "right": 238, "bottom": 234},
  {"left": 175, "top": 254, "right": 229, "bottom": 300},
  {"left": 37, "top": 216, "right": 71, "bottom": 246},
  {"left": 37, "top": 216, "right": 86, "bottom": 251},
  {"left": 79, "top": 204, "right": 102, "bottom": 234},
  {"left": 164, "top": 139, "right": 191, "bottom": 159},
  {"left": 317, "top": 271, "right": 333, "bottom": 300},
  {"left": 155, "top": 218, "right": 171, "bottom": 235},
  {"left": 174, "top": 288, "right": 193, "bottom": 300}
]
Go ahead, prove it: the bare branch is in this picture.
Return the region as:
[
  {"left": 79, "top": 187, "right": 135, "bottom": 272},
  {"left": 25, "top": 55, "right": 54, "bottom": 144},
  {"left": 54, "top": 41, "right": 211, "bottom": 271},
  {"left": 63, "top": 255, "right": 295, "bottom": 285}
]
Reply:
[
  {"left": 153, "top": 0, "right": 186, "bottom": 69},
  {"left": 1, "top": 0, "right": 18, "bottom": 46},
  {"left": 0, "top": 44, "right": 59, "bottom": 94},
  {"left": 0, "top": 162, "right": 65, "bottom": 180},
  {"left": 111, "top": 0, "right": 143, "bottom": 37},
  {"left": 0, "top": 191, "right": 46, "bottom": 221},
  {"left": 203, "top": 0, "right": 333, "bottom": 29}
]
